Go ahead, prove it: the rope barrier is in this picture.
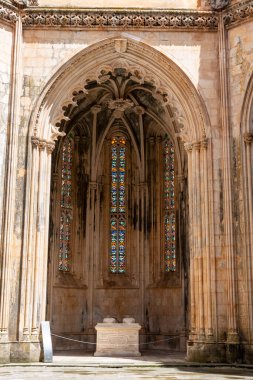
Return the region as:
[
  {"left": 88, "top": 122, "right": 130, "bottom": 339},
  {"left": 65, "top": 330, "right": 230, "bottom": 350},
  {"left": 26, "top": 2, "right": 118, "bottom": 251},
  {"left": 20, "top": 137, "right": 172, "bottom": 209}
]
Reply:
[{"left": 51, "top": 333, "right": 181, "bottom": 347}]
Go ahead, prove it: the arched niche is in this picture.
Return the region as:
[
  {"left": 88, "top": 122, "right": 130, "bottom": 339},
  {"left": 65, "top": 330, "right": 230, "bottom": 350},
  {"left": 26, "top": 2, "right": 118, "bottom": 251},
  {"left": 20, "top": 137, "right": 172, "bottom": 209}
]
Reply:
[{"left": 18, "top": 37, "right": 216, "bottom": 359}]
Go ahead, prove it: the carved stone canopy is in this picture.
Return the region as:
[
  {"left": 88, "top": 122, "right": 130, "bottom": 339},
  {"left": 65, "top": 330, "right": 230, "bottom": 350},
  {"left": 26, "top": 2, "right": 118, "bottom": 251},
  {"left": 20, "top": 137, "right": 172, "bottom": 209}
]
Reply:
[{"left": 54, "top": 66, "right": 185, "bottom": 144}]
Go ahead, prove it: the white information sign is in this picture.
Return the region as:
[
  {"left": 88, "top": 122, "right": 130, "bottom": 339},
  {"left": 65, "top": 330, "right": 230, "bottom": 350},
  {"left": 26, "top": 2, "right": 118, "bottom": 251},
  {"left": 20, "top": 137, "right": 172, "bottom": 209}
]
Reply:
[{"left": 41, "top": 321, "right": 53, "bottom": 363}]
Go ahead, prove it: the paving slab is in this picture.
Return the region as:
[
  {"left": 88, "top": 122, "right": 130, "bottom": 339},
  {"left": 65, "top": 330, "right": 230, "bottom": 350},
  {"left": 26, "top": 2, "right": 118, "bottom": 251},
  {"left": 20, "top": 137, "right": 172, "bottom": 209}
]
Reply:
[
  {"left": 0, "top": 365, "right": 253, "bottom": 380},
  {"left": 1, "top": 351, "right": 253, "bottom": 379}
]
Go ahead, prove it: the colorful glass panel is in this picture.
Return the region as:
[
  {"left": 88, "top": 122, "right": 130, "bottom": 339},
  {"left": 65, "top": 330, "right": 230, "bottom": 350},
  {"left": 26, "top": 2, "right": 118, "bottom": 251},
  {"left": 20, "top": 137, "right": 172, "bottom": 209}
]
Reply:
[
  {"left": 110, "top": 136, "right": 127, "bottom": 273},
  {"left": 164, "top": 137, "right": 176, "bottom": 272},
  {"left": 59, "top": 138, "right": 73, "bottom": 272}
]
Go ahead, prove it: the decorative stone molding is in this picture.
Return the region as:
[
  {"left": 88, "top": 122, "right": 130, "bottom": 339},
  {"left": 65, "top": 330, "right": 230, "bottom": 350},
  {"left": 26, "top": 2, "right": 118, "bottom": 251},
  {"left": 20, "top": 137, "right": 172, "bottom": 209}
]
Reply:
[
  {"left": 49, "top": 125, "right": 66, "bottom": 143},
  {"left": 0, "top": 1, "right": 18, "bottom": 23},
  {"left": 108, "top": 99, "right": 134, "bottom": 112},
  {"left": 31, "top": 135, "right": 40, "bottom": 148},
  {"left": 20, "top": 9, "right": 218, "bottom": 30},
  {"left": 31, "top": 134, "right": 64, "bottom": 153},
  {"left": 38, "top": 139, "right": 47, "bottom": 151},
  {"left": 46, "top": 141, "right": 55, "bottom": 153},
  {"left": 1, "top": 0, "right": 252, "bottom": 29},
  {"left": 200, "top": 138, "right": 208, "bottom": 149},
  {"left": 27, "top": 0, "right": 38, "bottom": 5},
  {"left": 184, "top": 142, "right": 193, "bottom": 152},
  {"left": 223, "top": 0, "right": 253, "bottom": 28}
]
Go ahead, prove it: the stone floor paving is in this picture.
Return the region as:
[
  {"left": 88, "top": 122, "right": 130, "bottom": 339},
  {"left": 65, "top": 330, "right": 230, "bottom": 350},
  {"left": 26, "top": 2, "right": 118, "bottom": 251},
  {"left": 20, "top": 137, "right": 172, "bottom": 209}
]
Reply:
[
  {"left": 0, "top": 351, "right": 253, "bottom": 380},
  {"left": 1, "top": 365, "right": 253, "bottom": 380}
]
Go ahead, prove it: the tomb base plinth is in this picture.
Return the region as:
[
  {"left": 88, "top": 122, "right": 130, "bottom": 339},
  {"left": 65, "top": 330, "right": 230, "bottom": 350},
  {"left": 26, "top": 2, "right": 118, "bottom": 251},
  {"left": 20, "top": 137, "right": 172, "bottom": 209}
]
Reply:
[{"left": 94, "top": 322, "right": 141, "bottom": 357}]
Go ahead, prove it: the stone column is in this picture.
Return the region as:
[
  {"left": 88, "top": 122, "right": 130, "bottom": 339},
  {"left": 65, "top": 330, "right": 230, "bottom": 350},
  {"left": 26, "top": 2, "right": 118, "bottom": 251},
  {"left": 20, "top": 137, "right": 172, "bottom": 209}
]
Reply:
[
  {"left": 87, "top": 106, "right": 101, "bottom": 334},
  {"left": 31, "top": 140, "right": 48, "bottom": 340},
  {"left": 41, "top": 142, "right": 55, "bottom": 322},
  {"left": 218, "top": 13, "right": 239, "bottom": 352},
  {"left": 243, "top": 133, "right": 253, "bottom": 347},
  {"left": 186, "top": 139, "right": 216, "bottom": 362},
  {"left": 21, "top": 137, "right": 40, "bottom": 341},
  {"left": 200, "top": 139, "right": 214, "bottom": 341},
  {"left": 184, "top": 142, "right": 196, "bottom": 341},
  {"left": 88, "top": 181, "right": 97, "bottom": 333},
  {"left": 0, "top": 15, "right": 23, "bottom": 363},
  {"left": 139, "top": 182, "right": 147, "bottom": 328},
  {"left": 194, "top": 141, "right": 205, "bottom": 341}
]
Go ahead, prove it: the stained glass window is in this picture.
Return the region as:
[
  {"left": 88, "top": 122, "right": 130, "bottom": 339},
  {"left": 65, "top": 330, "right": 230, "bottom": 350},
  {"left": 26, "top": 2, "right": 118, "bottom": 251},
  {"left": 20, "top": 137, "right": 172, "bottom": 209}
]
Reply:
[
  {"left": 59, "top": 138, "right": 73, "bottom": 272},
  {"left": 110, "top": 136, "right": 127, "bottom": 273},
  {"left": 163, "top": 137, "right": 176, "bottom": 272}
]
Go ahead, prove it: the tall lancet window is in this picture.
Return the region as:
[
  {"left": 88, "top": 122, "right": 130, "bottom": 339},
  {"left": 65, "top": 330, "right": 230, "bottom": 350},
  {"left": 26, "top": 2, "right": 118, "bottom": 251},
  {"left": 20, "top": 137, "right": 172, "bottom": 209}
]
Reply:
[
  {"left": 164, "top": 137, "right": 176, "bottom": 272},
  {"left": 110, "top": 135, "right": 127, "bottom": 273},
  {"left": 59, "top": 137, "right": 73, "bottom": 272}
]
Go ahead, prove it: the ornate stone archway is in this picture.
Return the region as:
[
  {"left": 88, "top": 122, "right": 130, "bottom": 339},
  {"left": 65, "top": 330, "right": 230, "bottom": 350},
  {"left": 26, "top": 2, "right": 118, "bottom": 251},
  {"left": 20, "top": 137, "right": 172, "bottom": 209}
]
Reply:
[{"left": 11, "top": 36, "right": 216, "bottom": 361}]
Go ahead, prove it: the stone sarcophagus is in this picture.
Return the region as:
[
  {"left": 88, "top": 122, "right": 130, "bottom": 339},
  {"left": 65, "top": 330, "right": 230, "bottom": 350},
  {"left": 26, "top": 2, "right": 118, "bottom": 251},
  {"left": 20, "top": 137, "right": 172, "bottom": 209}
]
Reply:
[{"left": 94, "top": 318, "right": 141, "bottom": 357}]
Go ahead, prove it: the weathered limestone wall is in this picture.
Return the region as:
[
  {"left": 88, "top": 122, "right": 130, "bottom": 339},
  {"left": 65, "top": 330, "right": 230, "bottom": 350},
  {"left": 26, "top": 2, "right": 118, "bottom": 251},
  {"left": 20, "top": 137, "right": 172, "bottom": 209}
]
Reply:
[
  {"left": 0, "top": 24, "right": 13, "bottom": 242},
  {"left": 228, "top": 20, "right": 253, "bottom": 348},
  {"left": 228, "top": 22, "right": 253, "bottom": 138},
  {"left": 36, "top": 0, "right": 200, "bottom": 9}
]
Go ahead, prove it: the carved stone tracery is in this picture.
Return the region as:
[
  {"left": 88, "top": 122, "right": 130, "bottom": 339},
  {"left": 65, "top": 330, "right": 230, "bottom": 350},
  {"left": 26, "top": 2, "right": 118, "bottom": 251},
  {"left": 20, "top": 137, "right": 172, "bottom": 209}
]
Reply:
[{"left": 50, "top": 62, "right": 190, "bottom": 144}]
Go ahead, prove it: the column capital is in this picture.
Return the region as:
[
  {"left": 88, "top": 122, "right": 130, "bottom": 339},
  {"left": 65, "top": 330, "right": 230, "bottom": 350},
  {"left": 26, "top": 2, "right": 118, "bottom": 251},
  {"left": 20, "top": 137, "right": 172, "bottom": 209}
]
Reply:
[
  {"left": 52, "top": 173, "right": 59, "bottom": 183},
  {"left": 200, "top": 138, "right": 208, "bottom": 150},
  {"left": 46, "top": 142, "right": 55, "bottom": 154},
  {"left": 149, "top": 136, "right": 155, "bottom": 145},
  {"left": 38, "top": 139, "right": 47, "bottom": 151},
  {"left": 243, "top": 132, "right": 253, "bottom": 145},
  {"left": 91, "top": 105, "right": 102, "bottom": 115},
  {"left": 139, "top": 182, "right": 147, "bottom": 189},
  {"left": 192, "top": 141, "right": 201, "bottom": 151},
  {"left": 89, "top": 182, "right": 98, "bottom": 190},
  {"left": 31, "top": 135, "right": 40, "bottom": 148},
  {"left": 184, "top": 142, "right": 193, "bottom": 152}
]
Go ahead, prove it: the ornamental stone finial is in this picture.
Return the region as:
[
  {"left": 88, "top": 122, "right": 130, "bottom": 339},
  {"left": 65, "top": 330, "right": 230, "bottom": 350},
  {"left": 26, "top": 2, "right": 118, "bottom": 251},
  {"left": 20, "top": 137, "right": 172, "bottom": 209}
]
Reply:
[
  {"left": 50, "top": 125, "right": 66, "bottom": 143},
  {"left": 209, "top": 0, "right": 230, "bottom": 10}
]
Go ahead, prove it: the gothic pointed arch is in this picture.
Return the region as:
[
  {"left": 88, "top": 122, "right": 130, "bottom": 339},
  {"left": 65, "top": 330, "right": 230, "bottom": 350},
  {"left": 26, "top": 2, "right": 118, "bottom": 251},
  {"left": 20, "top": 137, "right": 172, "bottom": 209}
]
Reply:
[
  {"left": 28, "top": 36, "right": 211, "bottom": 145},
  {"left": 20, "top": 36, "right": 216, "bottom": 357}
]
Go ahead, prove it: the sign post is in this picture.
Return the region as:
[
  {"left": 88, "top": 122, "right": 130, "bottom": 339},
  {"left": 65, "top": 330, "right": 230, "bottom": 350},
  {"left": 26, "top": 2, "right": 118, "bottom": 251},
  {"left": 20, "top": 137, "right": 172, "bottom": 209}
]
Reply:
[{"left": 41, "top": 321, "right": 53, "bottom": 363}]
